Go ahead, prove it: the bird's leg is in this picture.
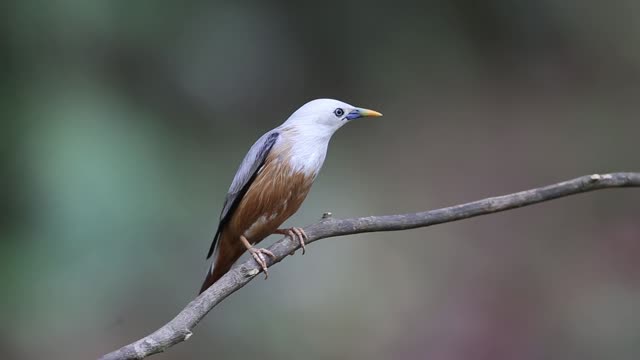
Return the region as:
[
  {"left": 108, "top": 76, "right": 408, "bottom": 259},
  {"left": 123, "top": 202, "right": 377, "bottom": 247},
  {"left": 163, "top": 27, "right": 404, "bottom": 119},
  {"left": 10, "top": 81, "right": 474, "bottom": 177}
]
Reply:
[
  {"left": 274, "top": 227, "right": 308, "bottom": 255},
  {"left": 240, "top": 235, "right": 275, "bottom": 279}
]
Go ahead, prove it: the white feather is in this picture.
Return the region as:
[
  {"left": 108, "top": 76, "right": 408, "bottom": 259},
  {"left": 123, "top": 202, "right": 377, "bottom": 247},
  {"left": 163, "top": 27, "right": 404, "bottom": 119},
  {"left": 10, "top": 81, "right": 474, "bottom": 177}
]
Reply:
[{"left": 276, "top": 99, "right": 356, "bottom": 176}]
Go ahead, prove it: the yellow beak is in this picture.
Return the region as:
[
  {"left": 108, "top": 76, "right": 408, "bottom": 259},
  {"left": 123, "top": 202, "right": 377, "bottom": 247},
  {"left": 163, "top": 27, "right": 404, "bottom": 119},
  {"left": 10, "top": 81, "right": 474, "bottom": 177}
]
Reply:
[
  {"left": 347, "top": 108, "right": 383, "bottom": 120},
  {"left": 358, "top": 108, "right": 383, "bottom": 117}
]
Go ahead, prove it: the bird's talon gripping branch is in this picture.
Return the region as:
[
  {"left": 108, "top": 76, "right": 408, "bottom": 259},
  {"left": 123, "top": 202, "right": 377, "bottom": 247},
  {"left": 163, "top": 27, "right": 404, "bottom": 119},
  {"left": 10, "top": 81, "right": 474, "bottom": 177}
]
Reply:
[
  {"left": 247, "top": 247, "right": 275, "bottom": 279},
  {"left": 276, "top": 227, "right": 308, "bottom": 255},
  {"left": 238, "top": 235, "right": 275, "bottom": 279}
]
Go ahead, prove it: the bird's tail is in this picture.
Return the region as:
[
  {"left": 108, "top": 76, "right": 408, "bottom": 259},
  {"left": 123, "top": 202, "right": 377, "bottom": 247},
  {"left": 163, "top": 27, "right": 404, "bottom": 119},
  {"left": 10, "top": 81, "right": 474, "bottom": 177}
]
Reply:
[
  {"left": 198, "top": 236, "right": 240, "bottom": 294},
  {"left": 199, "top": 257, "right": 233, "bottom": 294},
  {"left": 198, "top": 264, "right": 221, "bottom": 294},
  {"left": 199, "top": 265, "right": 218, "bottom": 294}
]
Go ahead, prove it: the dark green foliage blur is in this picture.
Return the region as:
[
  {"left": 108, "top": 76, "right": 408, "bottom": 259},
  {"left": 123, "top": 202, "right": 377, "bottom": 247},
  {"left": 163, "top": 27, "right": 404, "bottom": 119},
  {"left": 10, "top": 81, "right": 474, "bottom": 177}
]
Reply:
[{"left": 2, "top": 1, "right": 640, "bottom": 359}]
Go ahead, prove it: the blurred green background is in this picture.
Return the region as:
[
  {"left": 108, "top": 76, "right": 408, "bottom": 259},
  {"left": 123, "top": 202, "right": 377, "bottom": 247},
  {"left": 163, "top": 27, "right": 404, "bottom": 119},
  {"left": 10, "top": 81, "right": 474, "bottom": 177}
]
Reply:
[{"left": 2, "top": 1, "right": 640, "bottom": 359}]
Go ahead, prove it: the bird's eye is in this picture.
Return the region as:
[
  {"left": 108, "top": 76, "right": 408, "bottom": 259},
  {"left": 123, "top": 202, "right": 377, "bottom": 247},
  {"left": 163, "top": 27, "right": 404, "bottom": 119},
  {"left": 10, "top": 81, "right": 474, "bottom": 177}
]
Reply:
[{"left": 334, "top": 108, "right": 344, "bottom": 117}]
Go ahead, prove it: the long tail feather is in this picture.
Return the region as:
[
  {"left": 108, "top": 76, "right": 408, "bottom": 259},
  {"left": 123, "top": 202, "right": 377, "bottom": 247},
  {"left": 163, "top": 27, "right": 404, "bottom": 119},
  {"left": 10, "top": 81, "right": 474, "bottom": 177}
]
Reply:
[{"left": 199, "top": 232, "right": 243, "bottom": 294}]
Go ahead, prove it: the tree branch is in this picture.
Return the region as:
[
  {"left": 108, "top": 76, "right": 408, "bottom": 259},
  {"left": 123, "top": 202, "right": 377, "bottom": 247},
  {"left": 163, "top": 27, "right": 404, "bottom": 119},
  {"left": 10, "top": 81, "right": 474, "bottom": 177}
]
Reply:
[{"left": 99, "top": 172, "right": 640, "bottom": 360}]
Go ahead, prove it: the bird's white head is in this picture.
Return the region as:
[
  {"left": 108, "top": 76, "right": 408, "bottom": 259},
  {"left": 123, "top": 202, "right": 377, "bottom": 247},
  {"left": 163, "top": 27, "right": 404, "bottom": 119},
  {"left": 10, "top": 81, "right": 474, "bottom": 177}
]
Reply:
[{"left": 281, "top": 98, "right": 382, "bottom": 137}]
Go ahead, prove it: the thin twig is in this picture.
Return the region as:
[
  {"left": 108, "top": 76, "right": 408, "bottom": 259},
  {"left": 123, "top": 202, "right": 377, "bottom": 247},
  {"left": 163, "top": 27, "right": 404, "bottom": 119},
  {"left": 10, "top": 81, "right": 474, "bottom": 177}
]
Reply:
[{"left": 99, "top": 172, "right": 640, "bottom": 360}]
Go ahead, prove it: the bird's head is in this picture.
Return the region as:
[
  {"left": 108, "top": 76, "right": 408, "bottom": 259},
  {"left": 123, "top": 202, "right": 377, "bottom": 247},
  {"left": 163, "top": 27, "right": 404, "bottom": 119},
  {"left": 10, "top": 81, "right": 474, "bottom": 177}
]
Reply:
[{"left": 282, "top": 98, "right": 382, "bottom": 135}]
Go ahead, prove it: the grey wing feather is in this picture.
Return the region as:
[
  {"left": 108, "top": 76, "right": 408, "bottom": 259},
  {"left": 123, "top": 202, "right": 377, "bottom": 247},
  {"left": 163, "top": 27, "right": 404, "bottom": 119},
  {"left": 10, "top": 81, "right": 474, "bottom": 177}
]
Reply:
[{"left": 206, "top": 131, "right": 280, "bottom": 259}]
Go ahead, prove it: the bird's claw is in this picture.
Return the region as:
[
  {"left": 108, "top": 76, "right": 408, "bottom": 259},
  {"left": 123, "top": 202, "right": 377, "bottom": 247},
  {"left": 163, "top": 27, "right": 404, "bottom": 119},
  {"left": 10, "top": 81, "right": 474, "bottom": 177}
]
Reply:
[
  {"left": 248, "top": 247, "right": 275, "bottom": 279},
  {"left": 277, "top": 227, "right": 308, "bottom": 255}
]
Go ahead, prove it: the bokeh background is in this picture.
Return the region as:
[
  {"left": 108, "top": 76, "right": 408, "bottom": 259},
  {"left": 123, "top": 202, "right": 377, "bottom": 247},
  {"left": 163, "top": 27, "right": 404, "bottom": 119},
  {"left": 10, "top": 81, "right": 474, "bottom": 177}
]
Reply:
[{"left": 3, "top": 1, "right": 640, "bottom": 359}]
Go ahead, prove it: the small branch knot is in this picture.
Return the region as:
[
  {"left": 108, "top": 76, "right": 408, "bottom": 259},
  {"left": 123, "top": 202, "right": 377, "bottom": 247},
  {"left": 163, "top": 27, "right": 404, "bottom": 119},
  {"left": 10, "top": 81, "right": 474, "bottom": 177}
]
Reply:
[
  {"left": 589, "top": 174, "right": 614, "bottom": 182},
  {"left": 245, "top": 268, "right": 259, "bottom": 277}
]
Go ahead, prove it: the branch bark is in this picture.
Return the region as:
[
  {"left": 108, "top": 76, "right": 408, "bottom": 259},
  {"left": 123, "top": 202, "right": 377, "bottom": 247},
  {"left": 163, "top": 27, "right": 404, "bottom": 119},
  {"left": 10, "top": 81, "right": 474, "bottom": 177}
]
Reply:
[{"left": 99, "top": 172, "right": 640, "bottom": 360}]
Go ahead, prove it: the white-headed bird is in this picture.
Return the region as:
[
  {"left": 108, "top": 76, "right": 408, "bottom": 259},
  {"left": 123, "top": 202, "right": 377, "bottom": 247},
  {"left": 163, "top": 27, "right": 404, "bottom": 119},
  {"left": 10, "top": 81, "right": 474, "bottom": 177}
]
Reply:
[{"left": 200, "top": 99, "right": 382, "bottom": 293}]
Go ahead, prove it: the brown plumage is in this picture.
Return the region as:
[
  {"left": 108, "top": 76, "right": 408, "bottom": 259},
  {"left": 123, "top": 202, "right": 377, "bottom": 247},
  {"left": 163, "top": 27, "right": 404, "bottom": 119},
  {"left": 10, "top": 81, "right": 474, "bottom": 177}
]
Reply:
[{"left": 199, "top": 143, "right": 315, "bottom": 293}]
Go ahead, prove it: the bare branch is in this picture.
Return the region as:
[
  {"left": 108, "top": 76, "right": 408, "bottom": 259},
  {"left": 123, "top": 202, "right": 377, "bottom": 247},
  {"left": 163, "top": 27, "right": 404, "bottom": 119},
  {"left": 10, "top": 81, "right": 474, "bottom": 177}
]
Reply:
[{"left": 99, "top": 172, "right": 640, "bottom": 360}]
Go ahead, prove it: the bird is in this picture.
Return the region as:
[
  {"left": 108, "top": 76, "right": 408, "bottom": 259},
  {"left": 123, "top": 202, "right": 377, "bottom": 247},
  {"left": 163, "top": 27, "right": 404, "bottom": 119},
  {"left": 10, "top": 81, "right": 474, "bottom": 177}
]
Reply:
[{"left": 199, "top": 98, "right": 382, "bottom": 293}]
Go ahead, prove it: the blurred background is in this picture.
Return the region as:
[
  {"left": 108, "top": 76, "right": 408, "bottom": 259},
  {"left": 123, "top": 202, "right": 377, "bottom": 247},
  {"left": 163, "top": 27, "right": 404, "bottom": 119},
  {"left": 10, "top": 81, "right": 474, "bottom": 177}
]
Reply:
[{"left": 2, "top": 1, "right": 640, "bottom": 359}]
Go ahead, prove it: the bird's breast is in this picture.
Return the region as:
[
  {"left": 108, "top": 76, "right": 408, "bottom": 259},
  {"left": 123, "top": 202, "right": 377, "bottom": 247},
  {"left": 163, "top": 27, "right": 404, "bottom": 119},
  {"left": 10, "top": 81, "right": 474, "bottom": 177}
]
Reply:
[{"left": 275, "top": 128, "right": 329, "bottom": 178}]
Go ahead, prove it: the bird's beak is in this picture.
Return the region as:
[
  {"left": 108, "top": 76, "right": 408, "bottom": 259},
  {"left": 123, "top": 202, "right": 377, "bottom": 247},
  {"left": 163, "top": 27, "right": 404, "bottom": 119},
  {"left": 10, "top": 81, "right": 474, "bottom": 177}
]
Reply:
[{"left": 345, "top": 107, "right": 383, "bottom": 120}]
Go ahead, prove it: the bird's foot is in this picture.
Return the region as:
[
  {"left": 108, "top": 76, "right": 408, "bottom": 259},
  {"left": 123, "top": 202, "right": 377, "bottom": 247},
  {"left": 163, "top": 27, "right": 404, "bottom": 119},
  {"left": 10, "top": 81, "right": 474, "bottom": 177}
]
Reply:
[
  {"left": 240, "top": 235, "right": 275, "bottom": 279},
  {"left": 247, "top": 247, "right": 276, "bottom": 279},
  {"left": 275, "top": 227, "right": 308, "bottom": 255}
]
